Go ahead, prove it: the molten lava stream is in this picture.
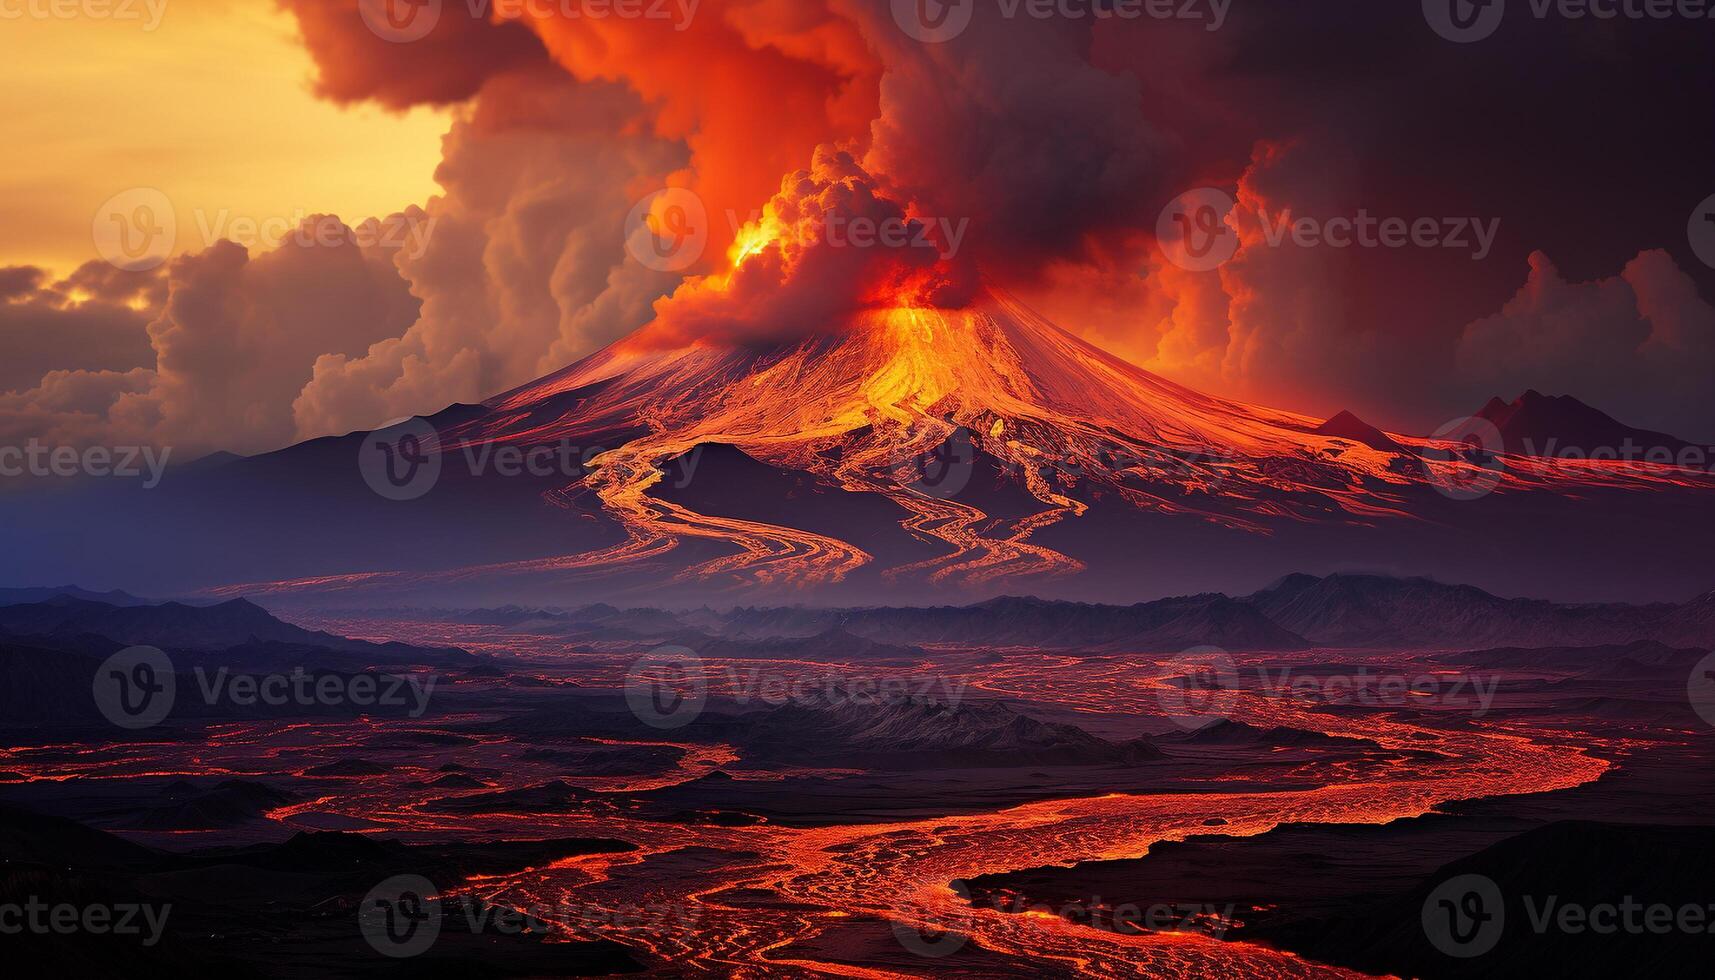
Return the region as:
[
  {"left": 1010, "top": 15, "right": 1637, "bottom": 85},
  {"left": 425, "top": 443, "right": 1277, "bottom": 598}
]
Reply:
[
  {"left": 417, "top": 662, "right": 1602, "bottom": 978},
  {"left": 13, "top": 646, "right": 1609, "bottom": 977}
]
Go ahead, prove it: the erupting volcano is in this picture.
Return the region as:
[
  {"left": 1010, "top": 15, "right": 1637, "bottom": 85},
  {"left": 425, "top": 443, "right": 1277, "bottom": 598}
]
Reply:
[
  {"left": 7, "top": 6, "right": 1715, "bottom": 980},
  {"left": 188, "top": 274, "right": 1713, "bottom": 607},
  {"left": 463, "top": 290, "right": 1424, "bottom": 583}
]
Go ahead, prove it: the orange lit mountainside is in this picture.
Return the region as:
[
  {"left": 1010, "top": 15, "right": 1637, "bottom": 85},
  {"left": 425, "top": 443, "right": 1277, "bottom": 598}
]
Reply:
[
  {"left": 147, "top": 285, "right": 1715, "bottom": 607},
  {"left": 4, "top": 281, "right": 1713, "bottom": 605}
]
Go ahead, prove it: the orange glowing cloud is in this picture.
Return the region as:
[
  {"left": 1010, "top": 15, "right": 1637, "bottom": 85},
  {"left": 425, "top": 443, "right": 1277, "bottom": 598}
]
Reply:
[
  {"left": 508, "top": 0, "right": 882, "bottom": 264},
  {"left": 637, "top": 145, "right": 978, "bottom": 347}
]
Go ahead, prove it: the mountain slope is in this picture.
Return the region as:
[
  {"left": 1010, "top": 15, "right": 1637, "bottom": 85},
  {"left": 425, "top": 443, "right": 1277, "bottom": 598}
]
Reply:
[
  {"left": 1244, "top": 573, "right": 1691, "bottom": 649},
  {"left": 6, "top": 289, "right": 1714, "bottom": 606},
  {"left": 0, "top": 596, "right": 472, "bottom": 662},
  {"left": 1472, "top": 390, "right": 1699, "bottom": 458}
]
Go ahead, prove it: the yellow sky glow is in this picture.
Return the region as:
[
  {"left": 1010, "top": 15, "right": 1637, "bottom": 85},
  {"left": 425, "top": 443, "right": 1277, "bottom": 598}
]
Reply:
[{"left": 0, "top": 0, "right": 449, "bottom": 276}]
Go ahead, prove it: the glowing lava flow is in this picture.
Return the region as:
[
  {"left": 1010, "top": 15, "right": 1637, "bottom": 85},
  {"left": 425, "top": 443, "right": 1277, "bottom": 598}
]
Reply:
[
  {"left": 4, "top": 639, "right": 1616, "bottom": 976},
  {"left": 73, "top": 642, "right": 1591, "bottom": 978},
  {"left": 204, "top": 277, "right": 1715, "bottom": 605}
]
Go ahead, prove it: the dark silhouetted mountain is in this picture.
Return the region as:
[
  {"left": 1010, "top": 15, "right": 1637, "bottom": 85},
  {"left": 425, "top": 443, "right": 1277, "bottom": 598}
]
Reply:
[
  {"left": 125, "top": 779, "right": 294, "bottom": 830},
  {"left": 740, "top": 694, "right": 1162, "bottom": 768},
  {"left": 0, "top": 803, "right": 158, "bottom": 868},
  {"left": 518, "top": 743, "right": 686, "bottom": 777},
  {"left": 417, "top": 773, "right": 490, "bottom": 789},
  {"left": 689, "top": 627, "right": 927, "bottom": 662},
  {"left": 302, "top": 758, "right": 390, "bottom": 778},
  {"left": 428, "top": 573, "right": 1715, "bottom": 653},
  {"left": 0, "top": 641, "right": 116, "bottom": 726},
  {"left": 649, "top": 442, "right": 941, "bottom": 570},
  {"left": 424, "top": 780, "right": 602, "bottom": 814},
  {"left": 1660, "top": 590, "right": 1715, "bottom": 648},
  {"left": 1437, "top": 639, "right": 1704, "bottom": 675},
  {"left": 0, "top": 596, "right": 475, "bottom": 664},
  {"left": 1244, "top": 573, "right": 1705, "bottom": 649},
  {"left": 720, "top": 593, "right": 1307, "bottom": 651},
  {"left": 1156, "top": 719, "right": 1380, "bottom": 750},
  {"left": 1314, "top": 410, "right": 1408, "bottom": 455},
  {"left": 0, "top": 585, "right": 154, "bottom": 607},
  {"left": 1471, "top": 390, "right": 1698, "bottom": 459}
]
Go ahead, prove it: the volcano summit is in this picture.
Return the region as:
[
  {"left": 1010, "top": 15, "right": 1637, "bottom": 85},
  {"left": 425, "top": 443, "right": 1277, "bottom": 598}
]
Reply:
[{"left": 7, "top": 288, "right": 1710, "bottom": 607}]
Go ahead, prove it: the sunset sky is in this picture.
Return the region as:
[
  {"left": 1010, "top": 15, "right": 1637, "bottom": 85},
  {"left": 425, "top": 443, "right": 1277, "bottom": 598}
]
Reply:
[
  {"left": 3, "top": 0, "right": 1713, "bottom": 458},
  {"left": 0, "top": 1, "right": 447, "bottom": 273}
]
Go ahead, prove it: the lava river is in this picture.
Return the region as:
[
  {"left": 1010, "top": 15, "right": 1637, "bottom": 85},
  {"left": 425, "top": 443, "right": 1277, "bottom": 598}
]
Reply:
[{"left": 0, "top": 646, "right": 1610, "bottom": 977}]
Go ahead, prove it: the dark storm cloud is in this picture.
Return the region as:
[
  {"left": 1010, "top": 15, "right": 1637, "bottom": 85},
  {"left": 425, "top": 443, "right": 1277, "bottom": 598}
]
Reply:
[
  {"left": 279, "top": 0, "right": 550, "bottom": 108},
  {"left": 0, "top": 263, "right": 159, "bottom": 393},
  {"left": 1087, "top": 0, "right": 1715, "bottom": 433}
]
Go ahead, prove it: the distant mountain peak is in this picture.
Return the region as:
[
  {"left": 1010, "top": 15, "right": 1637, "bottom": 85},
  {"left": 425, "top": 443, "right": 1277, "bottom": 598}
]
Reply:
[
  {"left": 1473, "top": 390, "right": 1695, "bottom": 458},
  {"left": 1313, "top": 410, "right": 1407, "bottom": 454}
]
